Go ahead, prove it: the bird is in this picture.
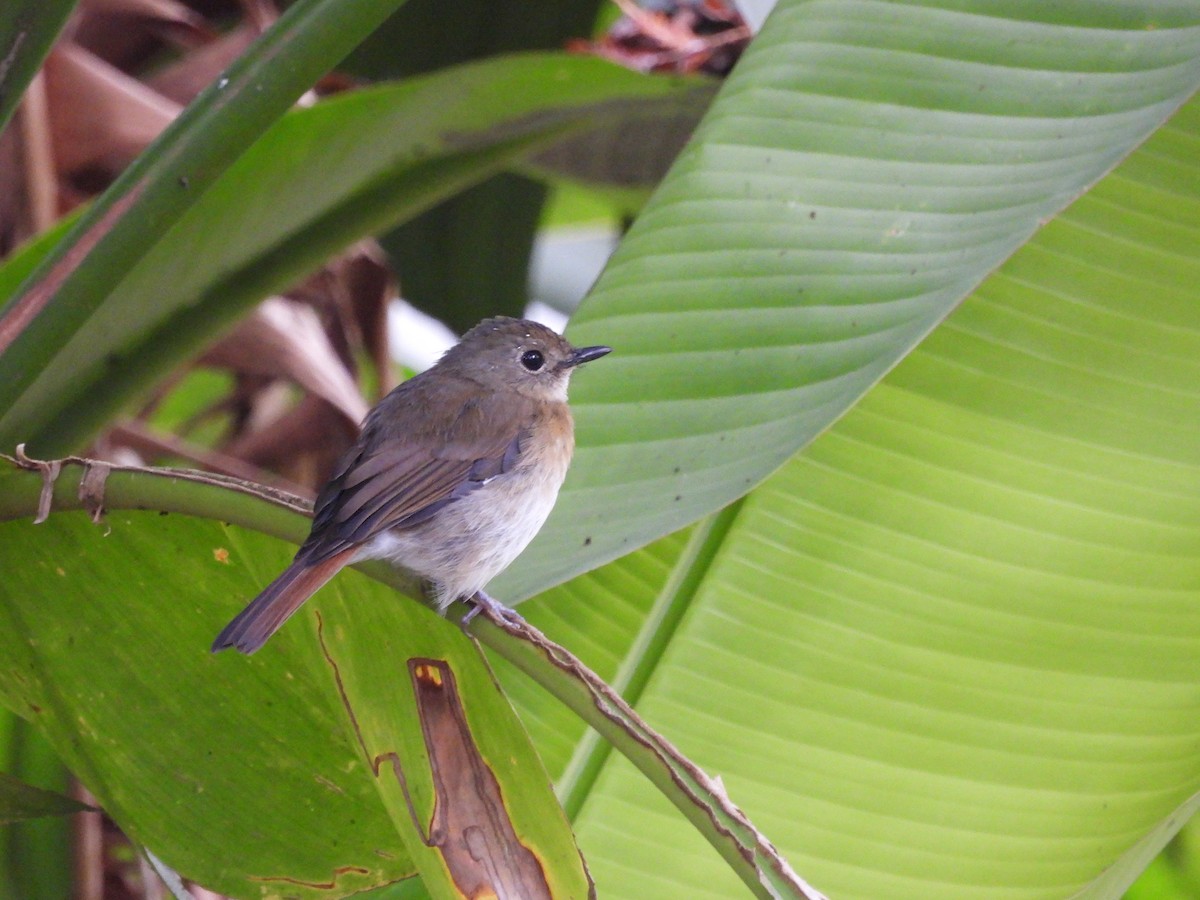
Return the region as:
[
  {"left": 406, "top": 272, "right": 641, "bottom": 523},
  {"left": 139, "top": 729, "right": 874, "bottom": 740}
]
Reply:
[{"left": 211, "top": 316, "right": 610, "bottom": 654}]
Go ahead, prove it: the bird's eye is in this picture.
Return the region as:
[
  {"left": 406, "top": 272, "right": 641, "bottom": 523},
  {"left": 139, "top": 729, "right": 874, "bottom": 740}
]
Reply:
[{"left": 520, "top": 349, "right": 545, "bottom": 372}]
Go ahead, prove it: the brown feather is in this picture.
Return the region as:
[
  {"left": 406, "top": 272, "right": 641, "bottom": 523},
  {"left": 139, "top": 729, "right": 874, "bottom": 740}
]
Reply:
[
  {"left": 302, "top": 381, "right": 532, "bottom": 562},
  {"left": 210, "top": 549, "right": 354, "bottom": 654}
]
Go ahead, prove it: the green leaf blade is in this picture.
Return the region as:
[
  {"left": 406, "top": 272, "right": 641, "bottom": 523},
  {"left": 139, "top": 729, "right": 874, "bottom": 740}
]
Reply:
[
  {"left": 0, "top": 0, "right": 78, "bottom": 135},
  {"left": 0, "top": 507, "right": 417, "bottom": 896},
  {"left": 504, "top": 0, "right": 1200, "bottom": 600},
  {"left": 535, "top": 44, "right": 1200, "bottom": 900}
]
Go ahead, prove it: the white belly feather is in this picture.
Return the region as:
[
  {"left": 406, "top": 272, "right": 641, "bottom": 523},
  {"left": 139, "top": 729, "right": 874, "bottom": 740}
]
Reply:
[{"left": 353, "top": 429, "right": 572, "bottom": 609}]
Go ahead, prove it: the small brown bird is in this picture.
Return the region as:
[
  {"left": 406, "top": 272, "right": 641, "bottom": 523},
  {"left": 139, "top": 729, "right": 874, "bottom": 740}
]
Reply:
[{"left": 211, "top": 316, "right": 610, "bottom": 654}]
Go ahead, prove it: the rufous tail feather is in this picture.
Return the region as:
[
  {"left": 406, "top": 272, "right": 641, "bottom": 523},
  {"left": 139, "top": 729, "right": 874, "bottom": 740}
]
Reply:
[{"left": 211, "top": 551, "right": 352, "bottom": 654}]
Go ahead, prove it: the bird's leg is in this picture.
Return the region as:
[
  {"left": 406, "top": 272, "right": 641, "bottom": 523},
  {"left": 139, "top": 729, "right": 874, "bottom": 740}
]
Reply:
[{"left": 461, "top": 590, "right": 526, "bottom": 628}]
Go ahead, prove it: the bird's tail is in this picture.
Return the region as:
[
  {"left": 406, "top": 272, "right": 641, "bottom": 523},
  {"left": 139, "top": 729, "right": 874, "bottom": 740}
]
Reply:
[{"left": 211, "top": 550, "right": 352, "bottom": 654}]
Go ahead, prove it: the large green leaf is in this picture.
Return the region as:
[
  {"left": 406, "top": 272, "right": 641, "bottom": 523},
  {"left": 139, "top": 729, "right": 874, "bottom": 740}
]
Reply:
[
  {"left": 485, "top": 15, "right": 1200, "bottom": 900},
  {"left": 501, "top": 0, "right": 1200, "bottom": 599},
  {"left": 0, "top": 458, "right": 812, "bottom": 899},
  {"left": 0, "top": 54, "right": 708, "bottom": 456},
  {"left": 0, "top": 506, "right": 408, "bottom": 896},
  {"left": 0, "top": 492, "right": 589, "bottom": 897}
]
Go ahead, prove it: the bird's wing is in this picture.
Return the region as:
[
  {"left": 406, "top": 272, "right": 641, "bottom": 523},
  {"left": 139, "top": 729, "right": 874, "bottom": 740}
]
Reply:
[{"left": 301, "top": 391, "right": 529, "bottom": 561}]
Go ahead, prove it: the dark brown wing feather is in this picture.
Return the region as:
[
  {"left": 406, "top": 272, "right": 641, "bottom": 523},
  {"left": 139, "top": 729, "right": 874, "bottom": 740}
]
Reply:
[{"left": 300, "top": 380, "right": 533, "bottom": 564}]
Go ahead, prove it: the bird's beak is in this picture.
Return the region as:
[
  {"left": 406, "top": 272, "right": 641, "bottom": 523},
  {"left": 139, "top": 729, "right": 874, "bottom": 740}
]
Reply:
[{"left": 566, "top": 345, "right": 612, "bottom": 367}]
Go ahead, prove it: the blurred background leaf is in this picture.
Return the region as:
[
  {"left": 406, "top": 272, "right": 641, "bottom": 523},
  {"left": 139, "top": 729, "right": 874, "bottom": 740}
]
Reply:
[
  {"left": 343, "top": 0, "right": 606, "bottom": 332},
  {"left": 0, "top": 0, "right": 78, "bottom": 136},
  {"left": 0, "top": 771, "right": 89, "bottom": 824},
  {"left": 0, "top": 52, "right": 708, "bottom": 458}
]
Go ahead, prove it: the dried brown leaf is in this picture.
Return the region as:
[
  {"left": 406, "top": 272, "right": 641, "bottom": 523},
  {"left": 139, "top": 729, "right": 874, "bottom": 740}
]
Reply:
[
  {"left": 71, "top": 0, "right": 224, "bottom": 95},
  {"left": 220, "top": 394, "right": 358, "bottom": 491},
  {"left": 43, "top": 42, "right": 179, "bottom": 177},
  {"left": 0, "top": 127, "right": 29, "bottom": 254},
  {"left": 407, "top": 659, "right": 554, "bottom": 899},
  {"left": 0, "top": 74, "right": 58, "bottom": 252},
  {"left": 235, "top": 0, "right": 278, "bottom": 34},
  {"left": 75, "top": 0, "right": 215, "bottom": 62},
  {"left": 572, "top": 0, "right": 750, "bottom": 76},
  {"left": 311, "top": 242, "right": 397, "bottom": 397},
  {"left": 18, "top": 75, "right": 58, "bottom": 233},
  {"left": 201, "top": 296, "right": 370, "bottom": 426}
]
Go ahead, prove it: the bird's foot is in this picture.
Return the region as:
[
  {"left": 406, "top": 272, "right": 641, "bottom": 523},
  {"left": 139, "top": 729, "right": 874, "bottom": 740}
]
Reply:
[{"left": 462, "top": 591, "right": 526, "bottom": 628}]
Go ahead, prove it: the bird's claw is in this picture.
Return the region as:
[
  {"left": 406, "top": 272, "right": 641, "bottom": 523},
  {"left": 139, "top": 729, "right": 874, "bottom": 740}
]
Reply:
[{"left": 462, "top": 591, "right": 525, "bottom": 629}]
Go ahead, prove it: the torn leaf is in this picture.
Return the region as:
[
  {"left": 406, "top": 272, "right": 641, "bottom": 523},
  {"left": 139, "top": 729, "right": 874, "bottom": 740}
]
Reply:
[{"left": 409, "top": 658, "right": 553, "bottom": 900}]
